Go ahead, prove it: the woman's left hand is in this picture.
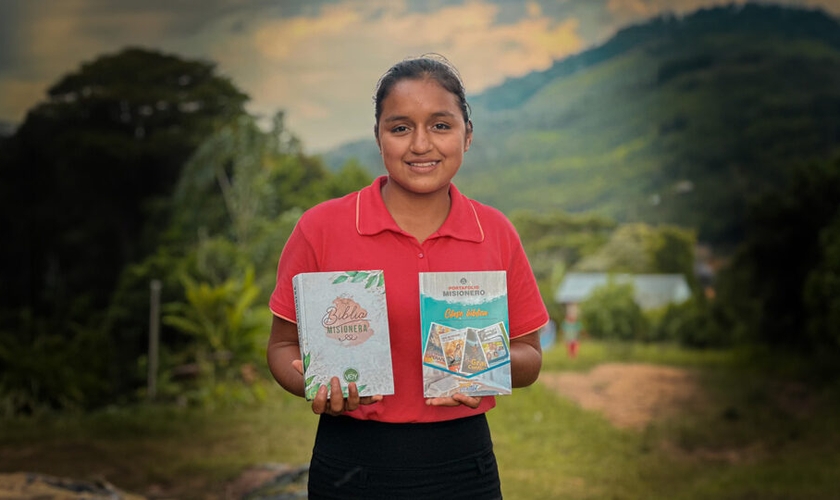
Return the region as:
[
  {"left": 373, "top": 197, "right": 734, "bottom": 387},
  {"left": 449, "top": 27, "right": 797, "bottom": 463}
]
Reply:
[{"left": 425, "top": 394, "right": 482, "bottom": 409}]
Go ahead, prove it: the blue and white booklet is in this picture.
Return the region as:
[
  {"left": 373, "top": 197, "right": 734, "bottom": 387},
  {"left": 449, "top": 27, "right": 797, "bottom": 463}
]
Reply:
[{"left": 419, "top": 271, "right": 512, "bottom": 397}]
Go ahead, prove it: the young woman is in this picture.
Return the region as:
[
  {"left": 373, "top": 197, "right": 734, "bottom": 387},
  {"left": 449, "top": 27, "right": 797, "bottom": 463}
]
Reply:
[{"left": 267, "top": 55, "right": 549, "bottom": 499}]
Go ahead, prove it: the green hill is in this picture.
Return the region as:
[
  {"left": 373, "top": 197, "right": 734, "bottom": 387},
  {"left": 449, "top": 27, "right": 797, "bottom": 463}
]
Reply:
[{"left": 324, "top": 3, "right": 840, "bottom": 245}]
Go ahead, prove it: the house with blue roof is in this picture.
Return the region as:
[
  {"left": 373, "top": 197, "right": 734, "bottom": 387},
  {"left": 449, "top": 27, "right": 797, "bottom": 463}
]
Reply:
[{"left": 554, "top": 273, "right": 691, "bottom": 310}]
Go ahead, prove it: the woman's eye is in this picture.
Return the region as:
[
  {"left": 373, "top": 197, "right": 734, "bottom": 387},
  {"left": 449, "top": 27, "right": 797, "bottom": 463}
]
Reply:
[
  {"left": 432, "top": 123, "right": 451, "bottom": 131},
  {"left": 391, "top": 125, "right": 409, "bottom": 133}
]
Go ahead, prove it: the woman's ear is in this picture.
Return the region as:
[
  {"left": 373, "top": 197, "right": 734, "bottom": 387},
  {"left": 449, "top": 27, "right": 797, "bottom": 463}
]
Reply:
[{"left": 464, "top": 120, "right": 473, "bottom": 152}]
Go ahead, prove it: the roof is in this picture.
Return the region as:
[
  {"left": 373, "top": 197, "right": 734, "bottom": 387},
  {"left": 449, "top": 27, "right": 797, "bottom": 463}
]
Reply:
[{"left": 554, "top": 273, "right": 691, "bottom": 310}]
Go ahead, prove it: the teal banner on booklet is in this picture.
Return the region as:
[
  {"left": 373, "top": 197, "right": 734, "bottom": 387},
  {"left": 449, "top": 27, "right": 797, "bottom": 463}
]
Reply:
[{"left": 419, "top": 271, "right": 511, "bottom": 397}]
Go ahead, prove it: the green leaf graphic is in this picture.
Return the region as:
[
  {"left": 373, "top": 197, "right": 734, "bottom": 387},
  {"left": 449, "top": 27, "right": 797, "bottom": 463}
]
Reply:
[
  {"left": 365, "top": 274, "right": 377, "bottom": 289},
  {"left": 305, "top": 383, "right": 321, "bottom": 400},
  {"left": 351, "top": 271, "right": 369, "bottom": 283}
]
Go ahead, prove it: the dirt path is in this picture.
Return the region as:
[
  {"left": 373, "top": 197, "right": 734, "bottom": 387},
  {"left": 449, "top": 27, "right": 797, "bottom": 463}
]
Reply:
[{"left": 539, "top": 363, "right": 706, "bottom": 430}]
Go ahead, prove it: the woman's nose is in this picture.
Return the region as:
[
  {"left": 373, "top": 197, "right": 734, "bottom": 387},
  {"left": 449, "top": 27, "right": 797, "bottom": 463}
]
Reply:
[{"left": 410, "top": 128, "right": 431, "bottom": 153}]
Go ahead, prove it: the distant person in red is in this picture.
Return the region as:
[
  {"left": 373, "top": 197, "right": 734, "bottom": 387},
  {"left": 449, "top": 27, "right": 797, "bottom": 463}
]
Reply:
[{"left": 562, "top": 303, "right": 583, "bottom": 359}]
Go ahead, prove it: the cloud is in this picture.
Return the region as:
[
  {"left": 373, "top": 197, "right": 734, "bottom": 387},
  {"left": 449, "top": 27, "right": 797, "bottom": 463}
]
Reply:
[
  {"left": 224, "top": 0, "right": 584, "bottom": 150},
  {"left": 0, "top": 79, "right": 47, "bottom": 125},
  {"left": 3, "top": 0, "right": 840, "bottom": 150},
  {"left": 0, "top": 0, "right": 193, "bottom": 121},
  {"left": 604, "top": 0, "right": 740, "bottom": 21},
  {"left": 797, "top": 0, "right": 840, "bottom": 14}
]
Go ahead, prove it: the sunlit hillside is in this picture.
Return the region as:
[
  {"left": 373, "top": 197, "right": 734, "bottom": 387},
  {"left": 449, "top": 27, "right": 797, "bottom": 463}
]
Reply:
[{"left": 325, "top": 3, "right": 840, "bottom": 245}]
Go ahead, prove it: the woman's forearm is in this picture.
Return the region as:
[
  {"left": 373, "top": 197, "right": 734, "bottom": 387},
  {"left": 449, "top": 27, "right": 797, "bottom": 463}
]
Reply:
[
  {"left": 510, "top": 330, "right": 543, "bottom": 388},
  {"left": 267, "top": 316, "right": 306, "bottom": 398}
]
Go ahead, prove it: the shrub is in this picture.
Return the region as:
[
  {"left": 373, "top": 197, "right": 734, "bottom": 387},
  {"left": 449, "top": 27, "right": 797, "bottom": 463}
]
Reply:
[{"left": 580, "top": 279, "right": 648, "bottom": 341}]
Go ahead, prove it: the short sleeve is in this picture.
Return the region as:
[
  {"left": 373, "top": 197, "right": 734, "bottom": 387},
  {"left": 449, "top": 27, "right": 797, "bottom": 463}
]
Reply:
[
  {"left": 504, "top": 223, "right": 550, "bottom": 339},
  {"left": 268, "top": 218, "right": 318, "bottom": 322}
]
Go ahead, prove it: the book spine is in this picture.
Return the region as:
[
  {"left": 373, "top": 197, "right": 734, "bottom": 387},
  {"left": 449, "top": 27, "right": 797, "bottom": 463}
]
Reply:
[{"left": 291, "top": 274, "right": 308, "bottom": 375}]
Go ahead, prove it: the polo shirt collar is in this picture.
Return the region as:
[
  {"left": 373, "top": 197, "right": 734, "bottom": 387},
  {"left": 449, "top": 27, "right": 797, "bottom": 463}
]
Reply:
[{"left": 356, "top": 176, "right": 485, "bottom": 243}]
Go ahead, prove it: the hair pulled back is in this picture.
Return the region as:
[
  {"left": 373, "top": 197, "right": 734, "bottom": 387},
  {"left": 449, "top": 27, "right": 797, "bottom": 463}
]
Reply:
[{"left": 373, "top": 54, "right": 472, "bottom": 133}]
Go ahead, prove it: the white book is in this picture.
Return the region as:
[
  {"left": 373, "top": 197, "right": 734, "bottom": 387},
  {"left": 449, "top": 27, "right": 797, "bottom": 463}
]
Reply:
[{"left": 292, "top": 270, "right": 394, "bottom": 400}]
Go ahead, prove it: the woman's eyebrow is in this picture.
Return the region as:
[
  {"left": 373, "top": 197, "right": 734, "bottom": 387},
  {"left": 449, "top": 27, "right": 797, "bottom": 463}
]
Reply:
[
  {"left": 382, "top": 114, "right": 410, "bottom": 123},
  {"left": 382, "top": 111, "right": 456, "bottom": 123}
]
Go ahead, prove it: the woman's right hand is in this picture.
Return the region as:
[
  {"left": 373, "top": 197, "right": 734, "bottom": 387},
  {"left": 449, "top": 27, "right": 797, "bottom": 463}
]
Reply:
[{"left": 291, "top": 359, "right": 383, "bottom": 416}]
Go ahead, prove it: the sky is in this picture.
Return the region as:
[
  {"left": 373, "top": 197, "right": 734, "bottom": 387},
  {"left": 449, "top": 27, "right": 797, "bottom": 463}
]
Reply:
[{"left": 1, "top": 0, "right": 839, "bottom": 152}]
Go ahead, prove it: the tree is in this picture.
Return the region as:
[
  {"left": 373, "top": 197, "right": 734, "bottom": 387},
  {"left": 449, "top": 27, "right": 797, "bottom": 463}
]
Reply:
[
  {"left": 0, "top": 47, "right": 248, "bottom": 329},
  {"left": 509, "top": 209, "right": 616, "bottom": 321},
  {"left": 0, "top": 47, "right": 249, "bottom": 411},
  {"left": 101, "top": 111, "right": 371, "bottom": 407},
  {"left": 573, "top": 223, "right": 696, "bottom": 281},
  {"left": 715, "top": 157, "right": 840, "bottom": 349},
  {"left": 803, "top": 211, "right": 840, "bottom": 349}
]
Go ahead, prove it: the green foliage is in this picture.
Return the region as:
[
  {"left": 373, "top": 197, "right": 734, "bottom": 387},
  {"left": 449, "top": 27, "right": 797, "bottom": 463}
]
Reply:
[
  {"left": 803, "top": 211, "right": 840, "bottom": 348},
  {"left": 0, "top": 314, "right": 113, "bottom": 415},
  {"left": 575, "top": 223, "right": 657, "bottom": 273},
  {"left": 158, "top": 266, "right": 271, "bottom": 406},
  {"left": 513, "top": 210, "right": 698, "bottom": 330},
  {"left": 0, "top": 46, "right": 373, "bottom": 413},
  {"left": 650, "top": 225, "right": 698, "bottom": 285},
  {"left": 0, "top": 48, "right": 253, "bottom": 411},
  {"left": 648, "top": 296, "right": 728, "bottom": 348},
  {"left": 0, "top": 47, "right": 249, "bottom": 320},
  {"left": 169, "top": 112, "right": 315, "bottom": 242},
  {"left": 510, "top": 209, "right": 615, "bottom": 320},
  {"left": 327, "top": 5, "right": 840, "bottom": 247},
  {"left": 715, "top": 157, "right": 840, "bottom": 350},
  {"left": 580, "top": 279, "right": 648, "bottom": 341},
  {"left": 163, "top": 266, "right": 267, "bottom": 361},
  {"left": 7, "top": 343, "right": 840, "bottom": 499}
]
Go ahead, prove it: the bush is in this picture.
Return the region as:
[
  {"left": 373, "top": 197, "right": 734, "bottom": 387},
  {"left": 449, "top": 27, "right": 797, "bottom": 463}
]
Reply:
[
  {"left": 0, "top": 313, "right": 113, "bottom": 415},
  {"left": 650, "top": 297, "right": 730, "bottom": 348},
  {"left": 580, "top": 280, "right": 648, "bottom": 341}
]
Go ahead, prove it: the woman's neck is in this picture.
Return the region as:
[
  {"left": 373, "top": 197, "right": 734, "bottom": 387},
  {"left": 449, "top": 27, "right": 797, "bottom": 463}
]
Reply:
[{"left": 381, "top": 179, "right": 451, "bottom": 243}]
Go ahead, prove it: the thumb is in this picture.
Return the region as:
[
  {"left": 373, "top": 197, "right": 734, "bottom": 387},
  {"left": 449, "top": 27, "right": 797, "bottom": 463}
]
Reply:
[{"left": 291, "top": 358, "right": 304, "bottom": 375}]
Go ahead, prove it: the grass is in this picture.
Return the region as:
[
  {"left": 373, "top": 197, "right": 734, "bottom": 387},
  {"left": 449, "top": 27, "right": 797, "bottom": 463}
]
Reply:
[{"left": 2, "top": 342, "right": 839, "bottom": 499}]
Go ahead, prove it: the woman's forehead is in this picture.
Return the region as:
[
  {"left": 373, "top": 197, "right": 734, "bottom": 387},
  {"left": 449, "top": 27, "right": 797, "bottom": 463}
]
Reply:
[{"left": 380, "top": 78, "right": 461, "bottom": 113}]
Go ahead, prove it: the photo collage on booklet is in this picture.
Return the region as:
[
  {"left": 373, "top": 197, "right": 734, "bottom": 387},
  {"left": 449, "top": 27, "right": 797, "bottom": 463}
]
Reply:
[{"left": 419, "top": 271, "right": 512, "bottom": 397}]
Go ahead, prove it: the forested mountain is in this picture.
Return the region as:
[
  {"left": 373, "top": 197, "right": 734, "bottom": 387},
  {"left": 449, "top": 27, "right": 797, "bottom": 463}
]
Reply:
[{"left": 324, "top": 3, "right": 840, "bottom": 245}]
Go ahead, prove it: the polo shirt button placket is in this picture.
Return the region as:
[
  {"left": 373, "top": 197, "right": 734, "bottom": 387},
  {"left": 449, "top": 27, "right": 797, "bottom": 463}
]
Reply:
[{"left": 418, "top": 252, "right": 424, "bottom": 258}]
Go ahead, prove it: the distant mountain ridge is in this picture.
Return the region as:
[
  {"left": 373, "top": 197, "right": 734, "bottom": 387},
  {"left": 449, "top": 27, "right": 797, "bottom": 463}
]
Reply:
[
  {"left": 323, "top": 3, "right": 840, "bottom": 245},
  {"left": 471, "top": 3, "right": 840, "bottom": 112}
]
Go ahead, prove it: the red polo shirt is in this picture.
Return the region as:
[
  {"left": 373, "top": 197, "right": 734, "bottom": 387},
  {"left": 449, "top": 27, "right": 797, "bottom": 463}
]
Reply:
[{"left": 270, "top": 176, "right": 549, "bottom": 423}]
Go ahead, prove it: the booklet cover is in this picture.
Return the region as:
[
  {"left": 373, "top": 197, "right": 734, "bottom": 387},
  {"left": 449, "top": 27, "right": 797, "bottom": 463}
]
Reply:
[
  {"left": 419, "top": 271, "right": 511, "bottom": 397},
  {"left": 293, "top": 270, "right": 395, "bottom": 400}
]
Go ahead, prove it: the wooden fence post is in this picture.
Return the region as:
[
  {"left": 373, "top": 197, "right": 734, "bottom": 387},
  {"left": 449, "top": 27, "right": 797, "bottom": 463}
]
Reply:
[{"left": 148, "top": 279, "right": 162, "bottom": 400}]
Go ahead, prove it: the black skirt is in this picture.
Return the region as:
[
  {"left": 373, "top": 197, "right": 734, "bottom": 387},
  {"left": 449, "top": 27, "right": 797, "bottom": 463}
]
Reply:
[{"left": 308, "top": 413, "right": 502, "bottom": 500}]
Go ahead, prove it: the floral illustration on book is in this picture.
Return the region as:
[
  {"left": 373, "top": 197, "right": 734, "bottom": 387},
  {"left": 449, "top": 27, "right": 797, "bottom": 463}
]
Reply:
[{"left": 293, "top": 270, "right": 393, "bottom": 400}]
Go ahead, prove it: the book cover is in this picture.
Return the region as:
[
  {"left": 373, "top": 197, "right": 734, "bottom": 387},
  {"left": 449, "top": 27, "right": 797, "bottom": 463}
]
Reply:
[
  {"left": 419, "top": 271, "right": 511, "bottom": 397},
  {"left": 292, "top": 270, "right": 394, "bottom": 400}
]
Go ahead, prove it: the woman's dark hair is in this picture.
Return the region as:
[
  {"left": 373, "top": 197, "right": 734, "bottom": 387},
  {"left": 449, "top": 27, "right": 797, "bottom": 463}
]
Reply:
[{"left": 373, "top": 54, "right": 472, "bottom": 133}]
